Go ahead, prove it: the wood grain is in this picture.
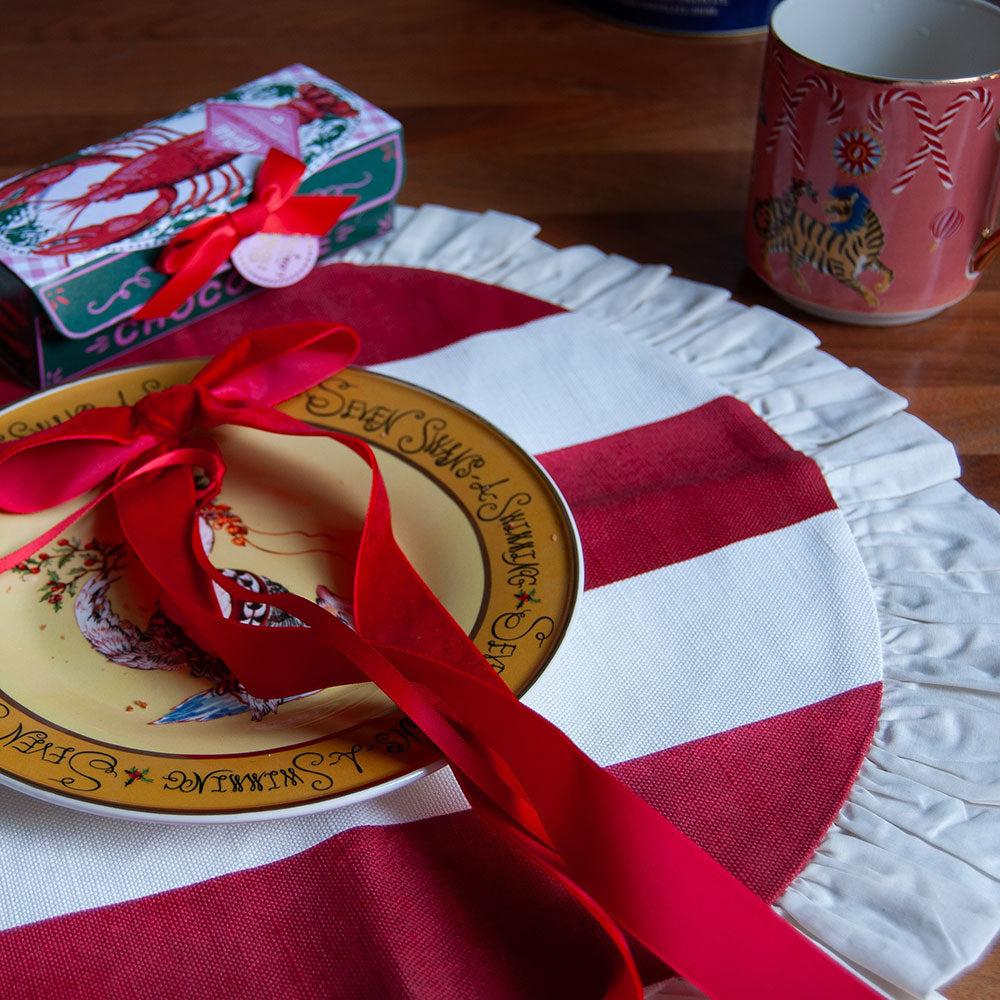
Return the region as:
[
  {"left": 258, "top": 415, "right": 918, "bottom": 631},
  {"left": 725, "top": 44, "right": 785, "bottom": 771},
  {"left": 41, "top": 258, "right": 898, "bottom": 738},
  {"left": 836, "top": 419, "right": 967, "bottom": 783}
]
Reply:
[{"left": 1, "top": 0, "right": 997, "bottom": 995}]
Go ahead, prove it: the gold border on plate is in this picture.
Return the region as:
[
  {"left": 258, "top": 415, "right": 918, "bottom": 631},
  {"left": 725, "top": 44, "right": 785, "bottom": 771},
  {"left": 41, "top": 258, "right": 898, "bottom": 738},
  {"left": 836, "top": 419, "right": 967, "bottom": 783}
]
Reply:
[{"left": 0, "top": 359, "right": 581, "bottom": 821}]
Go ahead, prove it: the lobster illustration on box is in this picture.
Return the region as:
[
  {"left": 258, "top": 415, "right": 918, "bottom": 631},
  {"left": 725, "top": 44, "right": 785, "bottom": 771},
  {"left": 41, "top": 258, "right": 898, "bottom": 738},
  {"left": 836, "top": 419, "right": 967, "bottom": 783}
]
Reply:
[
  {"left": 0, "top": 66, "right": 404, "bottom": 387},
  {"left": 0, "top": 83, "right": 358, "bottom": 257}
]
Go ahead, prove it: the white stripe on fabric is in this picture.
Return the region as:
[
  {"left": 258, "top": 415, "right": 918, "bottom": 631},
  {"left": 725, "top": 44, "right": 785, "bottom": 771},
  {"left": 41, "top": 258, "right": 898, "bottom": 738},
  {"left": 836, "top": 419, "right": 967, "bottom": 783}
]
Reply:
[
  {"left": 372, "top": 311, "right": 721, "bottom": 454},
  {"left": 526, "top": 509, "right": 881, "bottom": 763}
]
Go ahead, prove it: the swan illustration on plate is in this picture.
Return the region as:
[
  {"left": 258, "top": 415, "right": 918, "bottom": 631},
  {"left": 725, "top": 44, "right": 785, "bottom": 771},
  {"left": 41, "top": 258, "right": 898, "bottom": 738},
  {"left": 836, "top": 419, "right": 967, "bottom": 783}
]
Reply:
[{"left": 10, "top": 500, "right": 355, "bottom": 725}]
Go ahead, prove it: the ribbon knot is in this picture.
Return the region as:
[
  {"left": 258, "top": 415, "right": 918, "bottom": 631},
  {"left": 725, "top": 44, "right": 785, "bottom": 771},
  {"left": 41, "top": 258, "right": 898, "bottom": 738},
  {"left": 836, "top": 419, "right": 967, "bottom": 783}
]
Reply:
[
  {"left": 133, "top": 148, "right": 357, "bottom": 321},
  {"left": 228, "top": 200, "right": 271, "bottom": 240},
  {"left": 132, "top": 383, "right": 207, "bottom": 440}
]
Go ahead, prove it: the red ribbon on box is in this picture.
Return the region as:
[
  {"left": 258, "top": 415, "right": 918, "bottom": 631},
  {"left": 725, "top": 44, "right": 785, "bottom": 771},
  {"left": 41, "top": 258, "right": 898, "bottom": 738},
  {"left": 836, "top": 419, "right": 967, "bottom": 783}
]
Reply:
[
  {"left": 133, "top": 149, "right": 355, "bottom": 321},
  {"left": 0, "top": 322, "right": 884, "bottom": 1000}
]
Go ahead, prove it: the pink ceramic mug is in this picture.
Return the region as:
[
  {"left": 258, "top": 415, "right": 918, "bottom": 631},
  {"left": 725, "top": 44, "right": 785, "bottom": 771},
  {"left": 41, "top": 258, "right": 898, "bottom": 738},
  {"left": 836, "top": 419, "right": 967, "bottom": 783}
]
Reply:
[{"left": 746, "top": 0, "right": 1000, "bottom": 324}]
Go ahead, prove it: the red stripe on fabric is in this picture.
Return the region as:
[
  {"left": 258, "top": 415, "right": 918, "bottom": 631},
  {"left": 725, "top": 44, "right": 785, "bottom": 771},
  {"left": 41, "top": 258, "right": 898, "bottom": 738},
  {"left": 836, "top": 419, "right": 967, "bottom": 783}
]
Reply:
[
  {"left": 0, "top": 265, "right": 562, "bottom": 407},
  {"left": 155, "top": 265, "right": 558, "bottom": 373},
  {"left": 111, "top": 264, "right": 562, "bottom": 368},
  {"left": 0, "top": 684, "right": 881, "bottom": 1000},
  {"left": 620, "top": 682, "right": 881, "bottom": 906},
  {"left": 536, "top": 396, "right": 839, "bottom": 589}
]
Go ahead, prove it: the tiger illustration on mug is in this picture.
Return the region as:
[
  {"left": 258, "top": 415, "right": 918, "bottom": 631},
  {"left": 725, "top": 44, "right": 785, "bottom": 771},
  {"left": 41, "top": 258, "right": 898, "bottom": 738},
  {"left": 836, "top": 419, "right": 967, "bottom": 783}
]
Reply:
[{"left": 754, "top": 178, "right": 894, "bottom": 306}]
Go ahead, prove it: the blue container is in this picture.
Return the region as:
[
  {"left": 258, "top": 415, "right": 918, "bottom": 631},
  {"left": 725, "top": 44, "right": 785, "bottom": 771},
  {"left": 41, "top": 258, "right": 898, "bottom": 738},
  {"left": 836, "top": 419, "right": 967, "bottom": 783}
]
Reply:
[{"left": 578, "top": 0, "right": 777, "bottom": 35}]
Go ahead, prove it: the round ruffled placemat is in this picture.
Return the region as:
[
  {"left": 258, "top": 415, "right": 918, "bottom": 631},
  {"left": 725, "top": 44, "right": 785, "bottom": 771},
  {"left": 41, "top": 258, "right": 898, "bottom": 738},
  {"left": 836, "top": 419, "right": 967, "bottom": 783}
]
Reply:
[
  {"left": 0, "top": 204, "right": 996, "bottom": 1000},
  {"left": 338, "top": 205, "right": 1000, "bottom": 999}
]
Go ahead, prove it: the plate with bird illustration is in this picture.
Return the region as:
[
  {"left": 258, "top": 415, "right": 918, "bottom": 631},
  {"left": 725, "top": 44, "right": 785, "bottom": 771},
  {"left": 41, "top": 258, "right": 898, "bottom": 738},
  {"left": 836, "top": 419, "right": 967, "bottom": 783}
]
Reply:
[{"left": 0, "top": 359, "right": 581, "bottom": 821}]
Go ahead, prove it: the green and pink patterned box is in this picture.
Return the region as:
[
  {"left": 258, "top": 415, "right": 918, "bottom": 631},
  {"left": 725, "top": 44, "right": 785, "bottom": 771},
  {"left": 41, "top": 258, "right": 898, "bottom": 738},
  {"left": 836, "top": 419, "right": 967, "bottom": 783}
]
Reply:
[{"left": 0, "top": 65, "right": 404, "bottom": 388}]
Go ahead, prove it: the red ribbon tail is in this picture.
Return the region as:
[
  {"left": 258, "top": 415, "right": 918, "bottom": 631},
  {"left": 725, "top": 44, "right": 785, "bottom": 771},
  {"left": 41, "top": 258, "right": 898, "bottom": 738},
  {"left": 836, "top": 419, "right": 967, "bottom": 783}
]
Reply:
[
  {"left": 191, "top": 320, "right": 360, "bottom": 402},
  {"left": 0, "top": 490, "right": 110, "bottom": 575},
  {"left": 267, "top": 194, "right": 357, "bottom": 234},
  {"left": 134, "top": 224, "right": 237, "bottom": 320}
]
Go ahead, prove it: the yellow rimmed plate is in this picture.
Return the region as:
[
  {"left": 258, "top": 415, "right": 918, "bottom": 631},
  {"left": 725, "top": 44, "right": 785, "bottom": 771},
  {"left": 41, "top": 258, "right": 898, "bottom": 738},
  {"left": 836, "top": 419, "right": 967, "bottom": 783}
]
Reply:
[{"left": 0, "top": 359, "right": 581, "bottom": 822}]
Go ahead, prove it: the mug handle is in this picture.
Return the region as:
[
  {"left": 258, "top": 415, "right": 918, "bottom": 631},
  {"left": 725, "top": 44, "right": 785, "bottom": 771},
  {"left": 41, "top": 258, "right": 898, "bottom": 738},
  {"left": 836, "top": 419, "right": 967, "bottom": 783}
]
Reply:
[{"left": 972, "top": 227, "right": 1000, "bottom": 272}]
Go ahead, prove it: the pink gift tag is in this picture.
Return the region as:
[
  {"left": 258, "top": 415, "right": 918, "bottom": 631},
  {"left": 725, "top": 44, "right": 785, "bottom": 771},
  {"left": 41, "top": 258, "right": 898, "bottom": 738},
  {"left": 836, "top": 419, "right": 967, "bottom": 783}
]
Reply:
[
  {"left": 204, "top": 103, "right": 302, "bottom": 159},
  {"left": 230, "top": 232, "right": 320, "bottom": 288}
]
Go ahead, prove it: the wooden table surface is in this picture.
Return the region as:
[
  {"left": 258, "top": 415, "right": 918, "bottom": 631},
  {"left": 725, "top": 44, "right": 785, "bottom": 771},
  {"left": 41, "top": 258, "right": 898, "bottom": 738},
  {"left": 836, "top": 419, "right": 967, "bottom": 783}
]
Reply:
[{"left": 2, "top": 1, "right": 997, "bottom": 996}]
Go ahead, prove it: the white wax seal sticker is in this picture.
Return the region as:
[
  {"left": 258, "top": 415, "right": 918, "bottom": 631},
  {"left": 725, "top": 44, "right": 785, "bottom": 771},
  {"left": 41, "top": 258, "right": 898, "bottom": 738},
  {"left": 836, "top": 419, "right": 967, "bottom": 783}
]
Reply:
[{"left": 230, "top": 232, "right": 320, "bottom": 288}]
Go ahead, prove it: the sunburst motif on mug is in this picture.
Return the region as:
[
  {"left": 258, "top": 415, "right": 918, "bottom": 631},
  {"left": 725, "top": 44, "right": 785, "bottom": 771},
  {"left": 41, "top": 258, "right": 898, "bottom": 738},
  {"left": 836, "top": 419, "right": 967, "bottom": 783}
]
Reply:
[{"left": 832, "top": 129, "right": 883, "bottom": 176}]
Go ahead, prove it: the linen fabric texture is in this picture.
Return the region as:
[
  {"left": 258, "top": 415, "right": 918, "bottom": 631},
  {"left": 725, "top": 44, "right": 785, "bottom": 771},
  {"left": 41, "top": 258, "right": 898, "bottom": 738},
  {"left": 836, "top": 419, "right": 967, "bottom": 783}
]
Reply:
[{"left": 0, "top": 205, "right": 997, "bottom": 1000}]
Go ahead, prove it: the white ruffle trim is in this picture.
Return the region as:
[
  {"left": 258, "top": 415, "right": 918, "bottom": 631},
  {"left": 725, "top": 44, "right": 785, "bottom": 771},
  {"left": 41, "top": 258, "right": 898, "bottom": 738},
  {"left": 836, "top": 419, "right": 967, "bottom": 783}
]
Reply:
[{"left": 337, "top": 204, "right": 1000, "bottom": 999}]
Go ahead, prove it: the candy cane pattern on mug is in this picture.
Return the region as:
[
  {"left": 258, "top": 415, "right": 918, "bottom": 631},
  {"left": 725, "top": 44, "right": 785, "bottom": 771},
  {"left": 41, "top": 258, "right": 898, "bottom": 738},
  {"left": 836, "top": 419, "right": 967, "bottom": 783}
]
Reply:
[
  {"left": 868, "top": 86, "right": 995, "bottom": 193},
  {"left": 766, "top": 51, "right": 846, "bottom": 172}
]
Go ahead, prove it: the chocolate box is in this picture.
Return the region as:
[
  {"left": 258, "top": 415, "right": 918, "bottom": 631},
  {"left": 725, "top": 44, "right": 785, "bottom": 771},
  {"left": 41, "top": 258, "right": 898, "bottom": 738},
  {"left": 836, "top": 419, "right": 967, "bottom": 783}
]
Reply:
[{"left": 0, "top": 64, "right": 404, "bottom": 388}]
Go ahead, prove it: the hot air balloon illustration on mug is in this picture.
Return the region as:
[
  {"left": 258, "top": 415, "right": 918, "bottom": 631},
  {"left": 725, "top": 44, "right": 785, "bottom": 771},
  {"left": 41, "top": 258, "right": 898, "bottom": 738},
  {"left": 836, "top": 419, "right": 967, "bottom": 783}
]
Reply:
[{"left": 929, "top": 207, "right": 964, "bottom": 251}]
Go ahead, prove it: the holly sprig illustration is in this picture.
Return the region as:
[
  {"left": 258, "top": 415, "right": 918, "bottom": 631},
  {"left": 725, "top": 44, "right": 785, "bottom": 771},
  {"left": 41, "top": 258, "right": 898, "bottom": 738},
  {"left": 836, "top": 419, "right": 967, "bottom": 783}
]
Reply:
[
  {"left": 123, "top": 766, "right": 153, "bottom": 787},
  {"left": 10, "top": 537, "right": 126, "bottom": 612},
  {"left": 514, "top": 588, "right": 540, "bottom": 609}
]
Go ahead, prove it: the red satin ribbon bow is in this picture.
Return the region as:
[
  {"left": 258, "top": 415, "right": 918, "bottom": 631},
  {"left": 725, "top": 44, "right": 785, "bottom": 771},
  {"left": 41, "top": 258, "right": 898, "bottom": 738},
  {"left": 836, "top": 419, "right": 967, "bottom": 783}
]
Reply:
[
  {"left": 0, "top": 323, "right": 885, "bottom": 1000},
  {"left": 133, "top": 149, "right": 355, "bottom": 320}
]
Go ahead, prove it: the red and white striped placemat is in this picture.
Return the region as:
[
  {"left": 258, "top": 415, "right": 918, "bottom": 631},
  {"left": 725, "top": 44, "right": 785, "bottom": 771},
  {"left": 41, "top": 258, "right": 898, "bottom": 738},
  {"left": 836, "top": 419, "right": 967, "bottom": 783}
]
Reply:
[{"left": 0, "top": 205, "right": 997, "bottom": 1000}]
